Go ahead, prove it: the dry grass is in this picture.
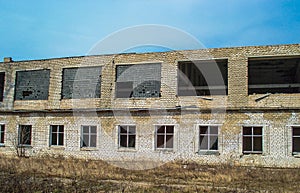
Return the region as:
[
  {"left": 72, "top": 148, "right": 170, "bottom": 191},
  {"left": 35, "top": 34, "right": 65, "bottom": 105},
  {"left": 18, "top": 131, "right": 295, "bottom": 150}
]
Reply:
[{"left": 0, "top": 155, "right": 299, "bottom": 192}]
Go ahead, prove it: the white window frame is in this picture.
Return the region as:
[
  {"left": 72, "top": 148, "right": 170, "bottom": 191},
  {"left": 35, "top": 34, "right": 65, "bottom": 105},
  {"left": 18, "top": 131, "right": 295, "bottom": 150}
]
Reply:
[
  {"left": 242, "top": 126, "right": 263, "bottom": 154},
  {"left": 291, "top": 126, "right": 300, "bottom": 155},
  {"left": 198, "top": 125, "right": 219, "bottom": 152},
  {"left": 118, "top": 125, "right": 136, "bottom": 149},
  {"left": 155, "top": 125, "right": 175, "bottom": 151},
  {"left": 49, "top": 125, "right": 64, "bottom": 146},
  {"left": 80, "top": 125, "right": 97, "bottom": 148}
]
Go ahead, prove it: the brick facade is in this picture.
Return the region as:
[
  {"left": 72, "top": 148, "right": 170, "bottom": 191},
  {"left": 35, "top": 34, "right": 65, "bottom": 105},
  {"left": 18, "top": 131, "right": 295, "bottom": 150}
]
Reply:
[{"left": 0, "top": 44, "right": 300, "bottom": 168}]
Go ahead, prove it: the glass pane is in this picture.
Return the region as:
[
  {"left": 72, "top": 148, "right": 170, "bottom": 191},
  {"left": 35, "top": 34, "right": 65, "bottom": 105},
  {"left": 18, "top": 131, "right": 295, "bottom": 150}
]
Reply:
[
  {"left": 58, "top": 133, "right": 64, "bottom": 145},
  {"left": 0, "top": 125, "right": 4, "bottom": 132},
  {"left": 253, "top": 127, "right": 262, "bottom": 135},
  {"left": 210, "top": 126, "right": 218, "bottom": 135},
  {"left": 200, "top": 126, "right": 208, "bottom": 134},
  {"left": 157, "top": 126, "right": 165, "bottom": 133},
  {"left": 243, "top": 137, "right": 252, "bottom": 152},
  {"left": 51, "top": 126, "right": 57, "bottom": 133},
  {"left": 293, "top": 137, "right": 300, "bottom": 152},
  {"left": 166, "top": 126, "right": 174, "bottom": 133},
  {"left": 128, "top": 135, "right": 135, "bottom": 148},
  {"left": 90, "top": 135, "right": 96, "bottom": 147},
  {"left": 129, "top": 126, "right": 136, "bottom": 134},
  {"left": 156, "top": 135, "right": 165, "bottom": 148},
  {"left": 243, "top": 127, "right": 252, "bottom": 135},
  {"left": 166, "top": 135, "right": 173, "bottom": 148},
  {"left": 253, "top": 137, "right": 262, "bottom": 152},
  {"left": 210, "top": 136, "right": 218, "bottom": 150},
  {"left": 200, "top": 136, "right": 208, "bottom": 150},
  {"left": 58, "top": 126, "right": 64, "bottom": 133},
  {"left": 120, "top": 135, "right": 127, "bottom": 147},
  {"left": 120, "top": 126, "right": 127, "bottom": 134},
  {"left": 82, "top": 135, "right": 89, "bottom": 147},
  {"left": 90, "top": 126, "right": 97, "bottom": 134},
  {"left": 82, "top": 126, "right": 89, "bottom": 134},
  {"left": 51, "top": 133, "right": 57, "bottom": 145},
  {"left": 0, "top": 131, "right": 4, "bottom": 143},
  {"left": 293, "top": 127, "right": 300, "bottom": 136}
]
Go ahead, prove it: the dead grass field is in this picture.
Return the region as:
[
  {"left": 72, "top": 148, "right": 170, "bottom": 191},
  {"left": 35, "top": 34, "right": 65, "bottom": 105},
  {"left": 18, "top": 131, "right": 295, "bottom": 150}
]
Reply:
[{"left": 0, "top": 155, "right": 299, "bottom": 192}]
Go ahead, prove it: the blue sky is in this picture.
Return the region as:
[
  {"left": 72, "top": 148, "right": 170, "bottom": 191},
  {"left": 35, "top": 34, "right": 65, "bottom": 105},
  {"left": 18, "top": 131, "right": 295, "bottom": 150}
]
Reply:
[{"left": 0, "top": 0, "right": 299, "bottom": 61}]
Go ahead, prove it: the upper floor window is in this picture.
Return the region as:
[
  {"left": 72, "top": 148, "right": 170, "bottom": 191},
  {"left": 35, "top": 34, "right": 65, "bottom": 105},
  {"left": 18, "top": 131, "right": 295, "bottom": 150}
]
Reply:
[
  {"left": 81, "top": 125, "right": 97, "bottom": 148},
  {"left": 178, "top": 59, "right": 228, "bottom": 96},
  {"left": 199, "top": 125, "right": 219, "bottom": 151},
  {"left": 18, "top": 125, "right": 32, "bottom": 146},
  {"left": 248, "top": 57, "right": 300, "bottom": 95},
  {"left": 115, "top": 63, "right": 161, "bottom": 98},
  {"left": 242, "top": 126, "right": 263, "bottom": 154},
  {"left": 15, "top": 69, "right": 50, "bottom": 100},
  {"left": 0, "top": 72, "right": 5, "bottom": 102},
  {"left": 292, "top": 126, "right": 300, "bottom": 155},
  {"left": 155, "top": 125, "right": 174, "bottom": 150},
  {"left": 118, "top": 125, "right": 136, "bottom": 148},
  {"left": 50, "top": 125, "right": 64, "bottom": 146},
  {"left": 62, "top": 67, "right": 102, "bottom": 99}
]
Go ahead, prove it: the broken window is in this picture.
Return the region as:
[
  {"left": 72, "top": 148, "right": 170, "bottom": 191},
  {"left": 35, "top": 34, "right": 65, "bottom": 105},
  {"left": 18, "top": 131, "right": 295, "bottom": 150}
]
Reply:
[
  {"left": 18, "top": 125, "right": 32, "bottom": 146},
  {"left": 62, "top": 66, "right": 102, "bottom": 99},
  {"left": 242, "top": 126, "right": 263, "bottom": 154},
  {"left": 81, "top": 125, "right": 97, "bottom": 148},
  {"left": 118, "top": 125, "right": 136, "bottom": 148},
  {"left": 155, "top": 125, "right": 174, "bottom": 150},
  {"left": 50, "top": 125, "right": 64, "bottom": 146},
  {"left": 115, "top": 63, "right": 161, "bottom": 98},
  {"left": 178, "top": 59, "right": 228, "bottom": 96},
  {"left": 0, "top": 72, "right": 5, "bottom": 102},
  {"left": 292, "top": 127, "right": 300, "bottom": 155},
  {"left": 248, "top": 57, "right": 300, "bottom": 94},
  {"left": 14, "top": 69, "right": 50, "bottom": 100},
  {"left": 199, "top": 125, "right": 218, "bottom": 151},
  {"left": 0, "top": 125, "right": 4, "bottom": 144}
]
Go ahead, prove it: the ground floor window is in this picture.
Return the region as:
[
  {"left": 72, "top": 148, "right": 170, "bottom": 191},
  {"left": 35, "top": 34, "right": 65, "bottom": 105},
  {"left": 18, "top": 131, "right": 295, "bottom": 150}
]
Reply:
[
  {"left": 18, "top": 125, "right": 32, "bottom": 146},
  {"left": 242, "top": 126, "right": 263, "bottom": 154},
  {"left": 118, "top": 125, "right": 136, "bottom": 148},
  {"left": 50, "top": 125, "right": 64, "bottom": 146},
  {"left": 199, "top": 125, "right": 218, "bottom": 151},
  {"left": 292, "top": 126, "right": 300, "bottom": 155},
  {"left": 81, "top": 125, "right": 97, "bottom": 148},
  {"left": 155, "top": 125, "right": 174, "bottom": 150},
  {"left": 0, "top": 125, "right": 4, "bottom": 144}
]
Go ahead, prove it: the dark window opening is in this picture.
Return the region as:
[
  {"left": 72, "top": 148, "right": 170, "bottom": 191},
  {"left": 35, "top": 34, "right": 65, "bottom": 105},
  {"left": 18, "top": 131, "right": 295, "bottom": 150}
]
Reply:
[
  {"left": 155, "top": 125, "right": 174, "bottom": 149},
  {"left": 81, "top": 125, "right": 97, "bottom": 148},
  {"left": 14, "top": 69, "right": 50, "bottom": 100},
  {"left": 50, "top": 125, "right": 64, "bottom": 146},
  {"left": 0, "top": 125, "right": 5, "bottom": 144},
  {"left": 18, "top": 125, "right": 32, "bottom": 146},
  {"left": 292, "top": 127, "right": 300, "bottom": 154},
  {"left": 115, "top": 63, "right": 161, "bottom": 98},
  {"left": 0, "top": 72, "right": 5, "bottom": 102},
  {"left": 61, "top": 67, "right": 102, "bottom": 99},
  {"left": 178, "top": 59, "right": 228, "bottom": 96},
  {"left": 118, "top": 125, "right": 136, "bottom": 148},
  {"left": 242, "top": 126, "right": 263, "bottom": 154},
  {"left": 199, "top": 125, "right": 218, "bottom": 151},
  {"left": 248, "top": 57, "right": 300, "bottom": 94}
]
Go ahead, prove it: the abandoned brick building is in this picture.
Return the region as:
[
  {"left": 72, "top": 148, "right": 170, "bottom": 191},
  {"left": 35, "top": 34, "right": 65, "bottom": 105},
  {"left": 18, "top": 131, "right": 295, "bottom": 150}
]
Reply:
[{"left": 0, "top": 44, "right": 299, "bottom": 168}]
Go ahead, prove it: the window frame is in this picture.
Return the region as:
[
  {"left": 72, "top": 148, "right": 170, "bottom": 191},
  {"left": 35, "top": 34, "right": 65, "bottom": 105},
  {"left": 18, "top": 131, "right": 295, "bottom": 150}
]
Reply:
[
  {"left": 80, "top": 125, "right": 97, "bottom": 148},
  {"left": 118, "top": 125, "right": 136, "bottom": 149},
  {"left": 292, "top": 126, "right": 300, "bottom": 155},
  {"left": 155, "top": 125, "right": 175, "bottom": 151},
  {"left": 49, "top": 125, "right": 64, "bottom": 146},
  {"left": 242, "top": 126, "right": 263, "bottom": 154},
  {"left": 18, "top": 125, "right": 32, "bottom": 146},
  {"left": 198, "top": 125, "right": 219, "bottom": 152}
]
